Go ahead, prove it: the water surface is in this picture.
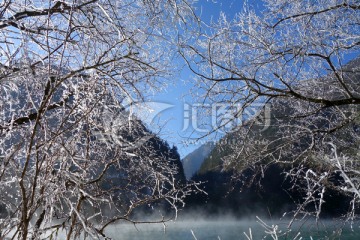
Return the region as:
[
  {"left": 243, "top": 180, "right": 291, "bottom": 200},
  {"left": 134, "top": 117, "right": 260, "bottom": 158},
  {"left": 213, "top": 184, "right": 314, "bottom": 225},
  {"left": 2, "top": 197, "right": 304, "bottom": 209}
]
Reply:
[{"left": 104, "top": 219, "right": 360, "bottom": 240}]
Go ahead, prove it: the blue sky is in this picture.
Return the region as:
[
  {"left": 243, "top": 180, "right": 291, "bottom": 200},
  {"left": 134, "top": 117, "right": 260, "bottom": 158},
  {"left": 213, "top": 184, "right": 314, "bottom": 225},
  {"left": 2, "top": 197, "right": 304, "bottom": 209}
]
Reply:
[
  {"left": 142, "top": 0, "right": 251, "bottom": 158},
  {"left": 148, "top": 0, "right": 359, "bottom": 158}
]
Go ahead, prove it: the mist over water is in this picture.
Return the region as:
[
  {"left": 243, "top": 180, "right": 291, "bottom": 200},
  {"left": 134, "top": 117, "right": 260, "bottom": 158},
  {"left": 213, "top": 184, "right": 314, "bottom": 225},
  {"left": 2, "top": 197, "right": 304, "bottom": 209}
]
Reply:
[
  {"left": 4, "top": 214, "right": 359, "bottom": 239},
  {"left": 102, "top": 215, "right": 360, "bottom": 240}
]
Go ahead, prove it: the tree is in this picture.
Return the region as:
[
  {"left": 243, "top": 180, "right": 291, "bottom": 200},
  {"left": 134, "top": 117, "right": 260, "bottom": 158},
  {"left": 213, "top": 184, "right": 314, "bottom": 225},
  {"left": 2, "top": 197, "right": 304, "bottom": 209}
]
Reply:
[
  {"left": 181, "top": 0, "right": 360, "bottom": 225},
  {"left": 0, "top": 0, "right": 196, "bottom": 239}
]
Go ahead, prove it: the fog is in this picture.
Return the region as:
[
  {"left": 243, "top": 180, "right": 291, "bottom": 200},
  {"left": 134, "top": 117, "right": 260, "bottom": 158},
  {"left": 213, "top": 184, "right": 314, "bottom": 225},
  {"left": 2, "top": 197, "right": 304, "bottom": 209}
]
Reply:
[
  {"left": 3, "top": 211, "right": 359, "bottom": 239},
  {"left": 104, "top": 215, "right": 360, "bottom": 240}
]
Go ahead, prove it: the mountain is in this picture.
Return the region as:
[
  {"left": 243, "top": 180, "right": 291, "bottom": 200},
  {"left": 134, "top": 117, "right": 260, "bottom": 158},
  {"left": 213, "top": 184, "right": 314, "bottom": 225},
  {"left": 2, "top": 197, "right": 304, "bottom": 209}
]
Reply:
[
  {"left": 181, "top": 142, "right": 215, "bottom": 180},
  {"left": 185, "top": 58, "right": 360, "bottom": 218},
  {"left": 0, "top": 79, "right": 187, "bottom": 220},
  {"left": 186, "top": 164, "right": 352, "bottom": 218},
  {"left": 187, "top": 122, "right": 355, "bottom": 217}
]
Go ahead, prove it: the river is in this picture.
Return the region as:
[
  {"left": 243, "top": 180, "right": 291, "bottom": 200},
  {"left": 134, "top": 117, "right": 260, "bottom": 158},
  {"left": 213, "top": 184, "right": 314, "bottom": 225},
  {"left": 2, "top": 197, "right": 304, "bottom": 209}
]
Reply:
[{"left": 104, "top": 218, "right": 360, "bottom": 240}]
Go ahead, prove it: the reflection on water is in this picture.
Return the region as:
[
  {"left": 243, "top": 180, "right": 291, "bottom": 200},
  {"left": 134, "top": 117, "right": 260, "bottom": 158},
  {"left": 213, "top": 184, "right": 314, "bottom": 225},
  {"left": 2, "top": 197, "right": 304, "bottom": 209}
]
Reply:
[{"left": 104, "top": 219, "right": 360, "bottom": 240}]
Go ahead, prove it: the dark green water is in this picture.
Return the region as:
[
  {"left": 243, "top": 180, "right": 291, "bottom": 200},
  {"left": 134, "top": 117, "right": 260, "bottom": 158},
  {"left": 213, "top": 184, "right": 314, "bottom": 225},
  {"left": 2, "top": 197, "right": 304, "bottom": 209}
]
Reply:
[{"left": 105, "top": 220, "right": 360, "bottom": 240}]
